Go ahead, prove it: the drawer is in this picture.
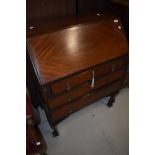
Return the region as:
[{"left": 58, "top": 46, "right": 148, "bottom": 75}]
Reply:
[
  {"left": 48, "top": 82, "right": 93, "bottom": 109},
  {"left": 50, "top": 85, "right": 106, "bottom": 123},
  {"left": 95, "top": 69, "right": 124, "bottom": 87},
  {"left": 50, "top": 80, "right": 122, "bottom": 122},
  {"left": 50, "top": 56, "right": 128, "bottom": 95},
  {"left": 51, "top": 70, "right": 92, "bottom": 95},
  {"left": 70, "top": 87, "right": 107, "bottom": 113},
  {"left": 106, "top": 80, "right": 122, "bottom": 95},
  {"left": 94, "top": 56, "right": 128, "bottom": 77},
  {"left": 70, "top": 80, "right": 122, "bottom": 113},
  {"left": 70, "top": 70, "right": 125, "bottom": 101},
  {"left": 51, "top": 104, "right": 70, "bottom": 122},
  {"left": 48, "top": 69, "right": 124, "bottom": 109}
]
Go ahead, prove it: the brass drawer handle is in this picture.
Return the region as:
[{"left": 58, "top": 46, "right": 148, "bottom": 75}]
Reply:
[
  {"left": 67, "top": 98, "right": 72, "bottom": 102},
  {"left": 111, "top": 65, "right": 115, "bottom": 72},
  {"left": 66, "top": 85, "right": 71, "bottom": 91},
  {"left": 85, "top": 93, "right": 91, "bottom": 97}
]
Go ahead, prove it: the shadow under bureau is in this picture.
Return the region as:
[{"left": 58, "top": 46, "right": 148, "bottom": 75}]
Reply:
[{"left": 27, "top": 17, "right": 128, "bottom": 137}]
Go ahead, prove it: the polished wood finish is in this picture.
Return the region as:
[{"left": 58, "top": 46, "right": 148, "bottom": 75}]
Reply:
[
  {"left": 26, "top": 1, "right": 128, "bottom": 42},
  {"left": 27, "top": 20, "right": 128, "bottom": 85},
  {"left": 48, "top": 69, "right": 125, "bottom": 109},
  {"left": 51, "top": 69, "right": 92, "bottom": 95},
  {"left": 51, "top": 80, "right": 122, "bottom": 122},
  {"left": 51, "top": 104, "right": 70, "bottom": 122},
  {"left": 50, "top": 56, "right": 127, "bottom": 95},
  {"left": 27, "top": 16, "right": 128, "bottom": 135}
]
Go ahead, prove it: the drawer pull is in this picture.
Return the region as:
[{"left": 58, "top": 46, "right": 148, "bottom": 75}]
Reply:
[
  {"left": 85, "top": 93, "right": 91, "bottom": 97},
  {"left": 91, "top": 70, "right": 95, "bottom": 88},
  {"left": 111, "top": 65, "right": 115, "bottom": 72},
  {"left": 67, "top": 98, "right": 72, "bottom": 102},
  {"left": 66, "top": 85, "right": 71, "bottom": 91}
]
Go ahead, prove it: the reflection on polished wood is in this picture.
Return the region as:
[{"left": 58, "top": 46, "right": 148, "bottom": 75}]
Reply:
[
  {"left": 27, "top": 19, "right": 128, "bottom": 85},
  {"left": 27, "top": 16, "right": 128, "bottom": 135}
]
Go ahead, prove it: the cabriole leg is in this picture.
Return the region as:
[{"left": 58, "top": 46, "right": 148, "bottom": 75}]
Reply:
[
  {"left": 52, "top": 126, "right": 59, "bottom": 137},
  {"left": 107, "top": 92, "right": 118, "bottom": 107}
]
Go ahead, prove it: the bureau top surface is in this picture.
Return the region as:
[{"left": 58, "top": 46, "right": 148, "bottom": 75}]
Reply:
[{"left": 27, "top": 19, "right": 128, "bottom": 85}]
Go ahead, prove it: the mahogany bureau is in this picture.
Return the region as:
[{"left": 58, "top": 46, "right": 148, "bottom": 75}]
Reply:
[{"left": 27, "top": 16, "right": 128, "bottom": 137}]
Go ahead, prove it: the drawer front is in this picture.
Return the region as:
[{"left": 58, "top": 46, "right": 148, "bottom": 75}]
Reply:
[
  {"left": 94, "top": 56, "right": 128, "bottom": 77},
  {"left": 50, "top": 80, "right": 122, "bottom": 122},
  {"left": 51, "top": 104, "right": 70, "bottom": 122},
  {"left": 48, "top": 69, "right": 124, "bottom": 109},
  {"left": 106, "top": 80, "right": 122, "bottom": 95},
  {"left": 51, "top": 70, "right": 92, "bottom": 95},
  {"left": 50, "top": 85, "right": 106, "bottom": 123},
  {"left": 70, "top": 87, "right": 107, "bottom": 113},
  {"left": 95, "top": 69, "right": 124, "bottom": 87},
  {"left": 70, "top": 80, "right": 122, "bottom": 113},
  {"left": 50, "top": 56, "right": 128, "bottom": 95}
]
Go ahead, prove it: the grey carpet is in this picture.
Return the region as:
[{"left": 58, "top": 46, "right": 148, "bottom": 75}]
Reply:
[{"left": 39, "top": 88, "right": 129, "bottom": 155}]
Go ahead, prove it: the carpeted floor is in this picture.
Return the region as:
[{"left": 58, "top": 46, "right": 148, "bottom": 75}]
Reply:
[{"left": 39, "top": 88, "right": 129, "bottom": 155}]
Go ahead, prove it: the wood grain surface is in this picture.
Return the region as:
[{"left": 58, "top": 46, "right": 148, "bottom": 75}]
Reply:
[{"left": 27, "top": 19, "right": 128, "bottom": 85}]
